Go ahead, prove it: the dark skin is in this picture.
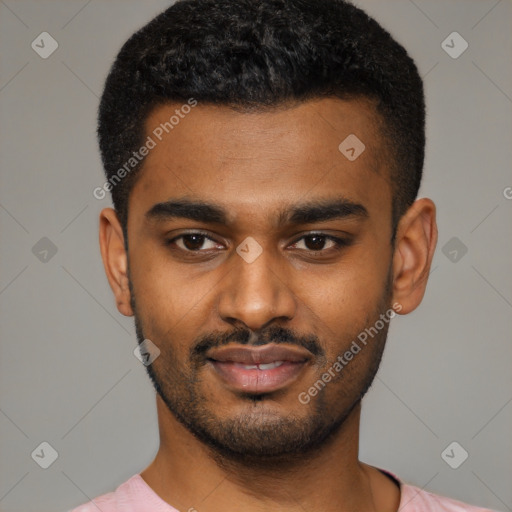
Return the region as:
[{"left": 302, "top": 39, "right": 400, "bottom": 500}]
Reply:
[{"left": 99, "top": 97, "right": 437, "bottom": 512}]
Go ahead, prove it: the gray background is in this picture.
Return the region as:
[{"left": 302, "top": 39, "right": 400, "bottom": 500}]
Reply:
[{"left": 0, "top": 0, "right": 511, "bottom": 511}]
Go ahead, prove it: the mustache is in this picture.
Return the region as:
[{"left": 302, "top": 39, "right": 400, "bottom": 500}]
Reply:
[{"left": 191, "top": 325, "right": 325, "bottom": 363}]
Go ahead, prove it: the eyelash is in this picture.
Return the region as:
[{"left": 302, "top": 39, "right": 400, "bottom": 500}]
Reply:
[{"left": 165, "top": 231, "right": 351, "bottom": 256}]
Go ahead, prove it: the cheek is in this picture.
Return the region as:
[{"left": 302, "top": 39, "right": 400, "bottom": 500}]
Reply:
[
  {"left": 295, "top": 250, "right": 391, "bottom": 356},
  {"left": 301, "top": 250, "right": 389, "bottom": 314},
  {"left": 130, "top": 246, "right": 204, "bottom": 318}
]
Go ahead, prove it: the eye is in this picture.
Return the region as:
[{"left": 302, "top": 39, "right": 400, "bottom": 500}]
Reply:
[
  {"left": 290, "top": 234, "right": 349, "bottom": 253},
  {"left": 167, "top": 232, "right": 223, "bottom": 252},
  {"left": 165, "top": 232, "right": 350, "bottom": 256}
]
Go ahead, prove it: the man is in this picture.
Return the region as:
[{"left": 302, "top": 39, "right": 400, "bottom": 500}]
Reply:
[{"left": 72, "top": 0, "right": 497, "bottom": 510}]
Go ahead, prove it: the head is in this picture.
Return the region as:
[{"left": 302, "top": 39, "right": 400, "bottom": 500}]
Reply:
[{"left": 98, "top": 0, "right": 437, "bottom": 463}]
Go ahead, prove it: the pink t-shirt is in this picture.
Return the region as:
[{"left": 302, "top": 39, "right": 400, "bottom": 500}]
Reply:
[{"left": 68, "top": 470, "right": 498, "bottom": 512}]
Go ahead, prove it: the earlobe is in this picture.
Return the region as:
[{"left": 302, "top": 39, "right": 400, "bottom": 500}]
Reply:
[
  {"left": 391, "top": 198, "right": 438, "bottom": 315},
  {"left": 98, "top": 208, "right": 134, "bottom": 317}
]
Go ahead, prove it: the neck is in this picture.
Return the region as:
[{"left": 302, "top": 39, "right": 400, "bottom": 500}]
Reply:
[{"left": 140, "top": 395, "right": 400, "bottom": 512}]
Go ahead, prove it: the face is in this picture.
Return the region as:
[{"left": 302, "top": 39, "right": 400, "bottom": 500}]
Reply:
[{"left": 119, "top": 98, "right": 400, "bottom": 461}]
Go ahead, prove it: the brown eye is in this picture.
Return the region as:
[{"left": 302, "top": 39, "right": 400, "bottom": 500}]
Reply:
[
  {"left": 167, "top": 233, "right": 221, "bottom": 252},
  {"left": 292, "top": 234, "right": 346, "bottom": 252},
  {"left": 303, "top": 235, "right": 330, "bottom": 251},
  {"left": 180, "top": 234, "right": 207, "bottom": 251}
]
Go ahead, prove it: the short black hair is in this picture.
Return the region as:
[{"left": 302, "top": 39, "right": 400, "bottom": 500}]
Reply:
[{"left": 98, "top": 0, "right": 425, "bottom": 234}]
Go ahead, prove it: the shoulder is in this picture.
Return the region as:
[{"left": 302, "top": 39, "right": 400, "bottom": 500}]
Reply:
[
  {"left": 67, "top": 474, "right": 140, "bottom": 512},
  {"left": 375, "top": 467, "right": 498, "bottom": 512},
  {"left": 68, "top": 493, "right": 116, "bottom": 512},
  {"left": 400, "top": 481, "right": 499, "bottom": 512}
]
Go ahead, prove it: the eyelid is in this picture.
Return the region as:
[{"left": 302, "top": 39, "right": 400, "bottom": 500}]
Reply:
[
  {"left": 167, "top": 229, "right": 214, "bottom": 238},
  {"left": 166, "top": 230, "right": 223, "bottom": 247},
  {"left": 289, "top": 230, "right": 350, "bottom": 242},
  {"left": 288, "top": 233, "right": 350, "bottom": 251},
  {"left": 166, "top": 230, "right": 351, "bottom": 253}
]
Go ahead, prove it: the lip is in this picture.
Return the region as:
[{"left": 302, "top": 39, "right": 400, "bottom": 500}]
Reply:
[
  {"left": 207, "top": 343, "right": 312, "bottom": 365},
  {"left": 207, "top": 343, "right": 312, "bottom": 394}
]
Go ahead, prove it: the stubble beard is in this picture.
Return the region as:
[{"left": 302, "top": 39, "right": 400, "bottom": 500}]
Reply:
[{"left": 129, "top": 271, "right": 392, "bottom": 466}]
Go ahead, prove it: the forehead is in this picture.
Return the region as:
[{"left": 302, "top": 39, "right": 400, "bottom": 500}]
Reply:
[{"left": 129, "top": 97, "right": 392, "bottom": 226}]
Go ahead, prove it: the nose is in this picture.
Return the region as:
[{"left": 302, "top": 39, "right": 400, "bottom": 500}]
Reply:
[{"left": 216, "top": 242, "right": 297, "bottom": 331}]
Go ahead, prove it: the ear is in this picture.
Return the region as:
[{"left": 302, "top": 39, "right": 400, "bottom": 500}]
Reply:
[
  {"left": 99, "top": 208, "right": 134, "bottom": 317},
  {"left": 391, "top": 198, "right": 438, "bottom": 315}
]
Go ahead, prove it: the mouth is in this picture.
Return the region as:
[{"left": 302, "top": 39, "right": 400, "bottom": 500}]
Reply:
[{"left": 206, "top": 343, "right": 312, "bottom": 394}]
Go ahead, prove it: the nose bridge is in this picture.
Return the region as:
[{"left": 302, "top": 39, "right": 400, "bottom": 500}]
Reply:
[{"left": 216, "top": 240, "right": 296, "bottom": 330}]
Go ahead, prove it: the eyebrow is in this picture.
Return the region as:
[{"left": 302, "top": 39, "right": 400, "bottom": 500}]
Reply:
[{"left": 145, "top": 197, "right": 368, "bottom": 227}]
